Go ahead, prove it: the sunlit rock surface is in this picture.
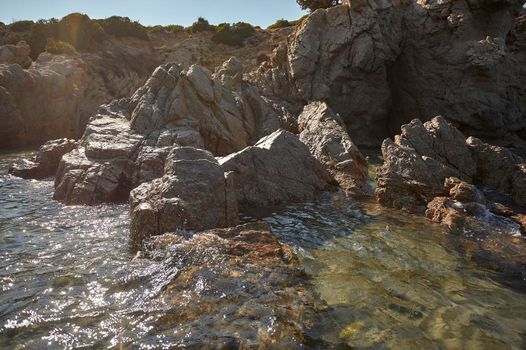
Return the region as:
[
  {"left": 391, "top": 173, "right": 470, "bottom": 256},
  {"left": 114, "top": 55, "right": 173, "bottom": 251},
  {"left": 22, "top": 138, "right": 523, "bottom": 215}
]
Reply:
[
  {"left": 52, "top": 60, "right": 280, "bottom": 205},
  {"left": 219, "top": 129, "right": 338, "bottom": 209},
  {"left": 130, "top": 147, "right": 239, "bottom": 244},
  {"left": 298, "top": 101, "right": 370, "bottom": 195}
]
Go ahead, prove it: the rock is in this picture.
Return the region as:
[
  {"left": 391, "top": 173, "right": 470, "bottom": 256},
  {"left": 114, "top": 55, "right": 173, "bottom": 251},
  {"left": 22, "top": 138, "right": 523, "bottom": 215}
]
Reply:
[
  {"left": 467, "top": 137, "right": 526, "bottom": 208},
  {"left": 53, "top": 60, "right": 280, "bottom": 205},
  {"left": 298, "top": 101, "right": 370, "bottom": 195},
  {"left": 129, "top": 147, "right": 239, "bottom": 244},
  {"left": 0, "top": 41, "right": 31, "bottom": 68},
  {"left": 0, "top": 46, "right": 159, "bottom": 149},
  {"left": 376, "top": 116, "right": 526, "bottom": 213},
  {"left": 219, "top": 129, "right": 337, "bottom": 209},
  {"left": 143, "top": 222, "right": 336, "bottom": 348},
  {"left": 253, "top": 2, "right": 526, "bottom": 153},
  {"left": 9, "top": 138, "right": 77, "bottom": 179}
]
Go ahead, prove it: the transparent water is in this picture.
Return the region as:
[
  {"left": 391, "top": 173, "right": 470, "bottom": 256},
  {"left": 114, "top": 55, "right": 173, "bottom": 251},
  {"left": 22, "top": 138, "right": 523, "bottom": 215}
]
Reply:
[{"left": 1, "top": 152, "right": 525, "bottom": 349}]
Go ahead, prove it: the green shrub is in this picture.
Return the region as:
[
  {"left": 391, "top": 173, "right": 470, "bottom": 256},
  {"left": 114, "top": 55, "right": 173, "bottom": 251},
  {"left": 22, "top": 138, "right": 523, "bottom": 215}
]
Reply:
[
  {"left": 45, "top": 38, "right": 77, "bottom": 55},
  {"left": 8, "top": 20, "right": 34, "bottom": 32},
  {"left": 188, "top": 17, "right": 215, "bottom": 33},
  {"left": 98, "top": 16, "right": 148, "bottom": 40},
  {"left": 165, "top": 24, "right": 184, "bottom": 33},
  {"left": 212, "top": 22, "right": 255, "bottom": 47},
  {"left": 268, "top": 19, "right": 293, "bottom": 30},
  {"left": 56, "top": 13, "right": 105, "bottom": 52},
  {"left": 26, "top": 19, "right": 59, "bottom": 59},
  {"left": 297, "top": 0, "right": 340, "bottom": 11}
]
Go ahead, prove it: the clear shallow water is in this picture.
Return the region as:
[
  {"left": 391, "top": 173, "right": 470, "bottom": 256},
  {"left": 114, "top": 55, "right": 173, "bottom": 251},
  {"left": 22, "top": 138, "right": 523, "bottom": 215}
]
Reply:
[{"left": 1, "top": 152, "right": 526, "bottom": 349}]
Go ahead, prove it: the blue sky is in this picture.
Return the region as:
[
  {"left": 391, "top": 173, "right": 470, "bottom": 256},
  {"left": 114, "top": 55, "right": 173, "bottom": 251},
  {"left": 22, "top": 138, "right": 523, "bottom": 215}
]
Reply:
[{"left": 0, "top": 0, "right": 307, "bottom": 28}]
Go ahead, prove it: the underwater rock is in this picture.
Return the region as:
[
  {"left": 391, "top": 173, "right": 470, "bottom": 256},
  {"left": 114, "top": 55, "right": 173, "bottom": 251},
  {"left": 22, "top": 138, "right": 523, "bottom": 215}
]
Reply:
[
  {"left": 129, "top": 147, "right": 239, "bottom": 245},
  {"left": 9, "top": 138, "right": 77, "bottom": 179},
  {"left": 219, "top": 129, "right": 338, "bottom": 209},
  {"left": 298, "top": 101, "right": 370, "bottom": 195},
  {"left": 145, "top": 222, "right": 340, "bottom": 348}
]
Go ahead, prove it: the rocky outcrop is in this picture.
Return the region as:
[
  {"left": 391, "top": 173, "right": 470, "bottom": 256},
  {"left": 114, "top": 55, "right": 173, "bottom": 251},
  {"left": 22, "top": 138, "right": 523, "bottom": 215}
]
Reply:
[
  {"left": 219, "top": 129, "right": 337, "bottom": 209},
  {"left": 9, "top": 138, "right": 77, "bottom": 179},
  {"left": 129, "top": 147, "right": 238, "bottom": 244},
  {"left": 376, "top": 116, "right": 526, "bottom": 214},
  {"left": 0, "top": 45, "right": 159, "bottom": 149},
  {"left": 53, "top": 60, "right": 280, "bottom": 205},
  {"left": 298, "top": 101, "right": 370, "bottom": 195},
  {"left": 253, "top": 1, "right": 526, "bottom": 153},
  {"left": 0, "top": 41, "right": 31, "bottom": 68}
]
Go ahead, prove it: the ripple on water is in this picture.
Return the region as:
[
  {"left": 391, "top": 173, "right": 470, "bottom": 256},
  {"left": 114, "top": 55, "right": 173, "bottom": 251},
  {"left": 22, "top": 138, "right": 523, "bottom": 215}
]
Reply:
[{"left": 1, "top": 152, "right": 526, "bottom": 349}]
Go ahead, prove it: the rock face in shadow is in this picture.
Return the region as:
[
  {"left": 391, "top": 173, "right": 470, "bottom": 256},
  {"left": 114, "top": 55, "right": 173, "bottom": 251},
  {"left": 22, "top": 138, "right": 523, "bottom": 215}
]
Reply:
[
  {"left": 219, "top": 130, "right": 338, "bottom": 209},
  {"left": 298, "top": 101, "right": 370, "bottom": 195},
  {"left": 52, "top": 60, "right": 280, "bottom": 205},
  {"left": 129, "top": 147, "right": 239, "bottom": 244},
  {"left": 376, "top": 116, "right": 526, "bottom": 213},
  {"left": 0, "top": 47, "right": 158, "bottom": 149},
  {"left": 9, "top": 138, "right": 77, "bottom": 179},
  {"left": 253, "top": 2, "right": 526, "bottom": 153}
]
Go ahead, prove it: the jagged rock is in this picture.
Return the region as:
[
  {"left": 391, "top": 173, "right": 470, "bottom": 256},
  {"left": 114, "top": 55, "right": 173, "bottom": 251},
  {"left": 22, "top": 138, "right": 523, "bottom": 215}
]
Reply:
[
  {"left": 219, "top": 129, "right": 337, "bottom": 209},
  {"left": 9, "top": 138, "right": 77, "bottom": 179},
  {"left": 376, "top": 116, "right": 526, "bottom": 213},
  {"left": 53, "top": 60, "right": 280, "bottom": 205},
  {"left": 253, "top": 2, "right": 526, "bottom": 153},
  {"left": 467, "top": 137, "right": 526, "bottom": 208},
  {"left": 0, "top": 41, "right": 31, "bottom": 68},
  {"left": 129, "top": 147, "right": 239, "bottom": 244},
  {"left": 298, "top": 101, "right": 370, "bottom": 195}
]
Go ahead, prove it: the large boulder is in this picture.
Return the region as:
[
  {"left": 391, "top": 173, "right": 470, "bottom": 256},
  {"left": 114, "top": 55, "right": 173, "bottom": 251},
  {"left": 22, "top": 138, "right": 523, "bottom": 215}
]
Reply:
[
  {"left": 298, "top": 101, "right": 370, "bottom": 195},
  {"left": 129, "top": 147, "right": 238, "bottom": 244},
  {"left": 53, "top": 60, "right": 280, "bottom": 205},
  {"left": 219, "top": 129, "right": 337, "bottom": 209},
  {"left": 9, "top": 138, "right": 77, "bottom": 179}
]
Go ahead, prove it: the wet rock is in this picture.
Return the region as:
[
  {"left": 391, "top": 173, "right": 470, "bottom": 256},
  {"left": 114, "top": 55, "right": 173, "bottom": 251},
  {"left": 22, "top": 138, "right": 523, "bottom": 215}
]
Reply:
[
  {"left": 0, "top": 41, "right": 31, "bottom": 68},
  {"left": 145, "top": 222, "right": 337, "bottom": 348},
  {"left": 298, "top": 101, "right": 370, "bottom": 195},
  {"left": 129, "top": 147, "right": 239, "bottom": 244},
  {"left": 219, "top": 130, "right": 337, "bottom": 209},
  {"left": 53, "top": 59, "right": 280, "bottom": 205},
  {"left": 9, "top": 138, "right": 77, "bottom": 179}
]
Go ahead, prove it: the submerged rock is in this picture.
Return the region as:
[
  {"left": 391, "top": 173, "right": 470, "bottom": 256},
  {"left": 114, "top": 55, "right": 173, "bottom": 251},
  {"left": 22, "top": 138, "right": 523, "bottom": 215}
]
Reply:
[
  {"left": 145, "top": 222, "right": 339, "bottom": 348},
  {"left": 9, "top": 138, "right": 77, "bottom": 179},
  {"left": 219, "top": 129, "right": 337, "bottom": 209},
  {"left": 298, "top": 101, "right": 370, "bottom": 195},
  {"left": 129, "top": 147, "right": 238, "bottom": 245}
]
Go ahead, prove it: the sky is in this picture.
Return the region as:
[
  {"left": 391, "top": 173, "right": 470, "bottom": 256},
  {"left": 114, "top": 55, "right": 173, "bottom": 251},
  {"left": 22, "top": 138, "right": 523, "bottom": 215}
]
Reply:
[{"left": 0, "top": 0, "right": 308, "bottom": 28}]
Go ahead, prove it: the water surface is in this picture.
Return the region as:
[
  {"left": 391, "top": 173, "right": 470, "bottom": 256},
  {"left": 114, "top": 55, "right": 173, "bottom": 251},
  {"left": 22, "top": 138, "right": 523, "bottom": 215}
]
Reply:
[{"left": 1, "top": 152, "right": 525, "bottom": 349}]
